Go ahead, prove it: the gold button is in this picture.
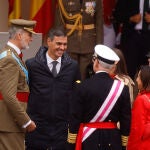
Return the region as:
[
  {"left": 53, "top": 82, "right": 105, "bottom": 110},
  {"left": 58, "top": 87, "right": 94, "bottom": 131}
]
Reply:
[
  {"left": 69, "top": 13, "right": 72, "bottom": 16},
  {"left": 68, "top": 2, "right": 74, "bottom": 5}
]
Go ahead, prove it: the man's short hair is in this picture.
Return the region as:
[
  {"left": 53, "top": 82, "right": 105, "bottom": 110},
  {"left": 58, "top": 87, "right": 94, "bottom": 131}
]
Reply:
[{"left": 48, "top": 26, "right": 67, "bottom": 40}]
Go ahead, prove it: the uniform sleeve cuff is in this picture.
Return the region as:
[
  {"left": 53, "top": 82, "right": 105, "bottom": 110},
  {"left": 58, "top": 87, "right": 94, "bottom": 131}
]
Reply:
[
  {"left": 22, "top": 120, "right": 31, "bottom": 128},
  {"left": 121, "top": 135, "right": 128, "bottom": 146}
]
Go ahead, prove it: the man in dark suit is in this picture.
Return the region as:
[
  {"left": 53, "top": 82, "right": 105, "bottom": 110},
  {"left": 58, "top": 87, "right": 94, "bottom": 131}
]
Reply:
[
  {"left": 54, "top": 0, "right": 103, "bottom": 80},
  {"left": 0, "top": 19, "right": 36, "bottom": 150},
  {"left": 114, "top": 0, "right": 150, "bottom": 79},
  {"left": 25, "top": 27, "right": 81, "bottom": 150},
  {"left": 67, "top": 45, "right": 131, "bottom": 150}
]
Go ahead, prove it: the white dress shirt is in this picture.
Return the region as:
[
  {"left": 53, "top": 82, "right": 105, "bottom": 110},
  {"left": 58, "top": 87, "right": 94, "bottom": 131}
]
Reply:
[
  {"left": 135, "top": 0, "right": 150, "bottom": 30},
  {"left": 46, "top": 52, "right": 61, "bottom": 74}
]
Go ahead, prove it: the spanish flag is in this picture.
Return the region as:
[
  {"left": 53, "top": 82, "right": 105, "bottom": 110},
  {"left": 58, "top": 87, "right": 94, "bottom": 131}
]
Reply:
[
  {"left": 8, "top": 0, "right": 21, "bottom": 20},
  {"left": 30, "top": 0, "right": 55, "bottom": 35}
]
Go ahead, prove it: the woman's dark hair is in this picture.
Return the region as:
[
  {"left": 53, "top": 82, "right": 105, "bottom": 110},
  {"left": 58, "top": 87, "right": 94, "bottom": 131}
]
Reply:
[
  {"left": 113, "top": 48, "right": 128, "bottom": 76},
  {"left": 139, "top": 65, "right": 150, "bottom": 90}
]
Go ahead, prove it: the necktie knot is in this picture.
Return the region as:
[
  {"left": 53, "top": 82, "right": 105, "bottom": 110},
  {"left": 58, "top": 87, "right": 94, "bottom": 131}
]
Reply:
[
  {"left": 19, "top": 52, "right": 23, "bottom": 59},
  {"left": 51, "top": 61, "right": 58, "bottom": 77}
]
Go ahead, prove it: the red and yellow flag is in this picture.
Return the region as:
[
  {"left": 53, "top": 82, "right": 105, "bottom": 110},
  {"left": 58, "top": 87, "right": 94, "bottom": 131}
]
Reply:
[
  {"left": 30, "top": 0, "right": 55, "bottom": 35},
  {"left": 8, "top": 0, "right": 21, "bottom": 20}
]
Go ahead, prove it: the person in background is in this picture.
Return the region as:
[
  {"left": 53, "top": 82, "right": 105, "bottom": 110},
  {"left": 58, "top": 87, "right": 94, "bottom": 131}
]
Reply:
[
  {"left": 114, "top": 0, "right": 150, "bottom": 79},
  {"left": 133, "top": 51, "right": 150, "bottom": 100},
  {"left": 67, "top": 45, "right": 131, "bottom": 150},
  {"left": 54, "top": 0, "right": 103, "bottom": 80},
  {"left": 127, "top": 65, "right": 150, "bottom": 150},
  {"left": 110, "top": 48, "right": 135, "bottom": 106},
  {"left": 85, "top": 0, "right": 118, "bottom": 79},
  {"left": 0, "top": 19, "right": 36, "bottom": 150},
  {"left": 25, "top": 27, "right": 81, "bottom": 150},
  {"left": 102, "top": 0, "right": 117, "bottom": 48}
]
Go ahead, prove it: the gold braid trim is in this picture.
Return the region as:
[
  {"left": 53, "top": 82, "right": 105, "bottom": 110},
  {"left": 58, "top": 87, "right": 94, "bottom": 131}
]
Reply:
[
  {"left": 121, "top": 135, "right": 128, "bottom": 146},
  {"left": 67, "top": 129, "right": 77, "bottom": 144},
  {"left": 58, "top": 0, "right": 82, "bottom": 36}
]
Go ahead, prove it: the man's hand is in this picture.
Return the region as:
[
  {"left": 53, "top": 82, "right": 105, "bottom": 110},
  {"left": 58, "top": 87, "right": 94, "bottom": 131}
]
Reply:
[
  {"left": 26, "top": 120, "right": 36, "bottom": 132},
  {"left": 144, "top": 12, "right": 150, "bottom": 23},
  {"left": 130, "top": 14, "right": 141, "bottom": 23}
]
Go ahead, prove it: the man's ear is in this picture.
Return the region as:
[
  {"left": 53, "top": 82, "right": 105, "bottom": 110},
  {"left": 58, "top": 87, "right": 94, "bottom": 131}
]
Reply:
[
  {"left": 93, "top": 59, "right": 99, "bottom": 72},
  {"left": 47, "top": 37, "right": 51, "bottom": 43},
  {"left": 47, "top": 37, "right": 53, "bottom": 46},
  {"left": 16, "top": 32, "right": 22, "bottom": 40}
]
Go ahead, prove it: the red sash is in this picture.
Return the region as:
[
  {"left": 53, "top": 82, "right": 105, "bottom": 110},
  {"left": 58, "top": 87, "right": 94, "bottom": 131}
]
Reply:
[
  {"left": 76, "top": 122, "right": 117, "bottom": 150},
  {"left": 75, "top": 80, "right": 124, "bottom": 149},
  {"left": 0, "top": 92, "right": 29, "bottom": 102}
]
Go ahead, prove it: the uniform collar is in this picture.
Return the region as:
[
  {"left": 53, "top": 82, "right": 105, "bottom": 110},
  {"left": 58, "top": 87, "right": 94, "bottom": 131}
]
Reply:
[
  {"left": 96, "top": 70, "right": 108, "bottom": 74},
  {"left": 7, "top": 41, "right": 21, "bottom": 55}
]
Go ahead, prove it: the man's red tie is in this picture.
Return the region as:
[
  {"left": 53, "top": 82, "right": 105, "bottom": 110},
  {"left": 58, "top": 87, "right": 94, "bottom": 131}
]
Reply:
[{"left": 19, "top": 52, "right": 23, "bottom": 59}]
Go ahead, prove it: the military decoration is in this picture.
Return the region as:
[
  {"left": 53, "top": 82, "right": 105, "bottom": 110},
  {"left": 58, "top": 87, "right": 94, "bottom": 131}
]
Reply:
[
  {"left": 67, "top": 1, "right": 75, "bottom": 16},
  {"left": 68, "top": 1, "right": 75, "bottom": 6},
  {"left": 85, "top": 1, "right": 96, "bottom": 16}
]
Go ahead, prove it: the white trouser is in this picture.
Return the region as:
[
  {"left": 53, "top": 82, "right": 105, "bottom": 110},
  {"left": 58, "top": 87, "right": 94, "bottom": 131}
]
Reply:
[{"left": 103, "top": 24, "right": 116, "bottom": 48}]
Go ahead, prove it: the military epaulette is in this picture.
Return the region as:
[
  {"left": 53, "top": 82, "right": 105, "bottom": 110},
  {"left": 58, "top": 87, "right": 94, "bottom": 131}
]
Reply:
[
  {"left": 0, "top": 50, "right": 29, "bottom": 84},
  {"left": 0, "top": 49, "right": 12, "bottom": 60},
  {"left": 121, "top": 135, "right": 128, "bottom": 146},
  {"left": 67, "top": 129, "right": 77, "bottom": 144},
  {"left": 7, "top": 49, "right": 12, "bottom": 56},
  {"left": 76, "top": 80, "right": 81, "bottom": 84}
]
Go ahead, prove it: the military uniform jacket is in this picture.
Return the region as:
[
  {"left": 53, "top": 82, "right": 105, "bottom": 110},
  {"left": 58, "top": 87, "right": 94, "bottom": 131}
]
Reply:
[
  {"left": 0, "top": 45, "right": 30, "bottom": 132},
  {"left": 67, "top": 72, "right": 131, "bottom": 150},
  {"left": 55, "top": 0, "right": 103, "bottom": 54}
]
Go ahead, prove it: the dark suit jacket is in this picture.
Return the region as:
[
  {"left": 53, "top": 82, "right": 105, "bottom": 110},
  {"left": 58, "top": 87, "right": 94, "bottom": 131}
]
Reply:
[{"left": 114, "top": 0, "right": 140, "bottom": 31}]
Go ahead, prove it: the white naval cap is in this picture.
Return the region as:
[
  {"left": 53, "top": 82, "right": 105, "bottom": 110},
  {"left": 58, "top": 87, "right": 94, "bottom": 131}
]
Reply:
[{"left": 94, "top": 44, "right": 120, "bottom": 64}]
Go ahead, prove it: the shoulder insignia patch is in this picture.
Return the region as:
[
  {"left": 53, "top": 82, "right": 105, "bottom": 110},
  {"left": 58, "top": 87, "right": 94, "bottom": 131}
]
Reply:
[
  {"left": 0, "top": 49, "right": 13, "bottom": 60},
  {"left": 0, "top": 51, "right": 7, "bottom": 60}
]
